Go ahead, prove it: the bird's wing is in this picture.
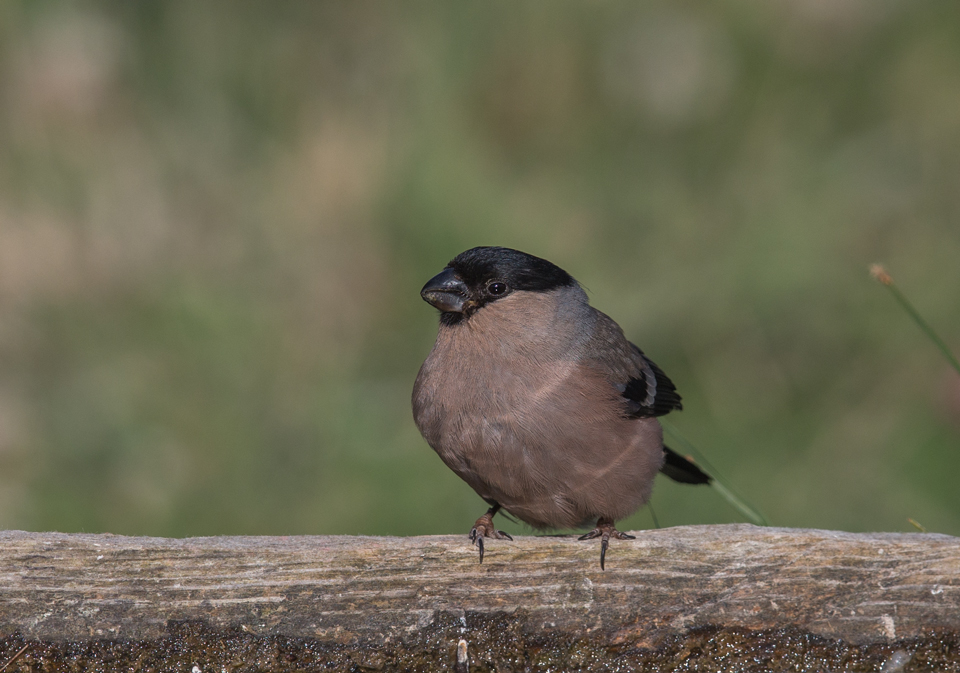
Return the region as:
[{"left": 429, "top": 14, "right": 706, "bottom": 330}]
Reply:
[
  {"left": 584, "top": 310, "right": 683, "bottom": 418},
  {"left": 622, "top": 344, "right": 683, "bottom": 417},
  {"left": 582, "top": 310, "right": 705, "bottom": 487}
]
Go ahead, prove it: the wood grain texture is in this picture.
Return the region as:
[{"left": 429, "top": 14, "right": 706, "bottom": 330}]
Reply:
[{"left": 1, "top": 525, "right": 958, "bottom": 646}]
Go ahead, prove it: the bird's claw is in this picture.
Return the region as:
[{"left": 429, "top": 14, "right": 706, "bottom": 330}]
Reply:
[
  {"left": 469, "top": 510, "right": 512, "bottom": 564},
  {"left": 578, "top": 518, "right": 635, "bottom": 570}
]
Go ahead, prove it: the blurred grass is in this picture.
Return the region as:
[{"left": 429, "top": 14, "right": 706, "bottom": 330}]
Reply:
[{"left": 0, "top": 1, "right": 958, "bottom": 538}]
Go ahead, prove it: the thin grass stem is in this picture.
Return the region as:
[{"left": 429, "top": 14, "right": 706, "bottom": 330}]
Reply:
[
  {"left": 661, "top": 420, "right": 770, "bottom": 526},
  {"left": 871, "top": 264, "right": 960, "bottom": 375}
]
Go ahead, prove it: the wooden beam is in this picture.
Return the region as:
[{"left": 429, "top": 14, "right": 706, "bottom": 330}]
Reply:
[
  {"left": 2, "top": 525, "right": 958, "bottom": 669},
  {"left": 3, "top": 524, "right": 958, "bottom": 643}
]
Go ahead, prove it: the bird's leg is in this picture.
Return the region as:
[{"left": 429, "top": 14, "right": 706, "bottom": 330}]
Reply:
[
  {"left": 469, "top": 503, "right": 513, "bottom": 563},
  {"left": 578, "top": 517, "right": 635, "bottom": 570}
]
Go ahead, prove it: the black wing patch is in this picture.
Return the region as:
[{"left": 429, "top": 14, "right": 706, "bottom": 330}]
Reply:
[{"left": 621, "top": 345, "right": 683, "bottom": 418}]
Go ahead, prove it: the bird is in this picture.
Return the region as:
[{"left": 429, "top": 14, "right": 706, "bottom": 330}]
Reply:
[{"left": 412, "top": 246, "right": 710, "bottom": 569}]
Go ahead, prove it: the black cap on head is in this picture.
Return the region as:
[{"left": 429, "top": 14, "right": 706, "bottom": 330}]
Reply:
[
  {"left": 421, "top": 247, "right": 576, "bottom": 325},
  {"left": 448, "top": 246, "right": 574, "bottom": 293}
]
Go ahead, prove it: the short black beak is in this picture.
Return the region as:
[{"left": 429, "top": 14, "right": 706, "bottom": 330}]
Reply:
[{"left": 421, "top": 267, "right": 469, "bottom": 313}]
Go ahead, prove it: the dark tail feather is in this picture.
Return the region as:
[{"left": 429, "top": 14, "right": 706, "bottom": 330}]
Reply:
[{"left": 660, "top": 445, "right": 712, "bottom": 485}]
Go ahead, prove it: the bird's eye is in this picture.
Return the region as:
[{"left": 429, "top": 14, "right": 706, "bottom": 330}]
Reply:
[{"left": 487, "top": 282, "right": 507, "bottom": 296}]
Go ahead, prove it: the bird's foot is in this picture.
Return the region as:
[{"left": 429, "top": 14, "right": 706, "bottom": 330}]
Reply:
[
  {"left": 578, "top": 517, "right": 635, "bottom": 570},
  {"left": 469, "top": 508, "right": 513, "bottom": 564}
]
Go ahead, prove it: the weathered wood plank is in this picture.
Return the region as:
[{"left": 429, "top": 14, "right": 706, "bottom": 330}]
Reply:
[{"left": 1, "top": 524, "right": 958, "bottom": 648}]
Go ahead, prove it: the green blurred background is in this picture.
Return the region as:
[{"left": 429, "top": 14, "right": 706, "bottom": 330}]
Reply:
[{"left": 0, "top": 1, "right": 958, "bottom": 539}]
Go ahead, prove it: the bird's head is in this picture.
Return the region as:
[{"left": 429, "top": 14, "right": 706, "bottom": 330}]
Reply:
[{"left": 420, "top": 246, "right": 575, "bottom": 325}]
